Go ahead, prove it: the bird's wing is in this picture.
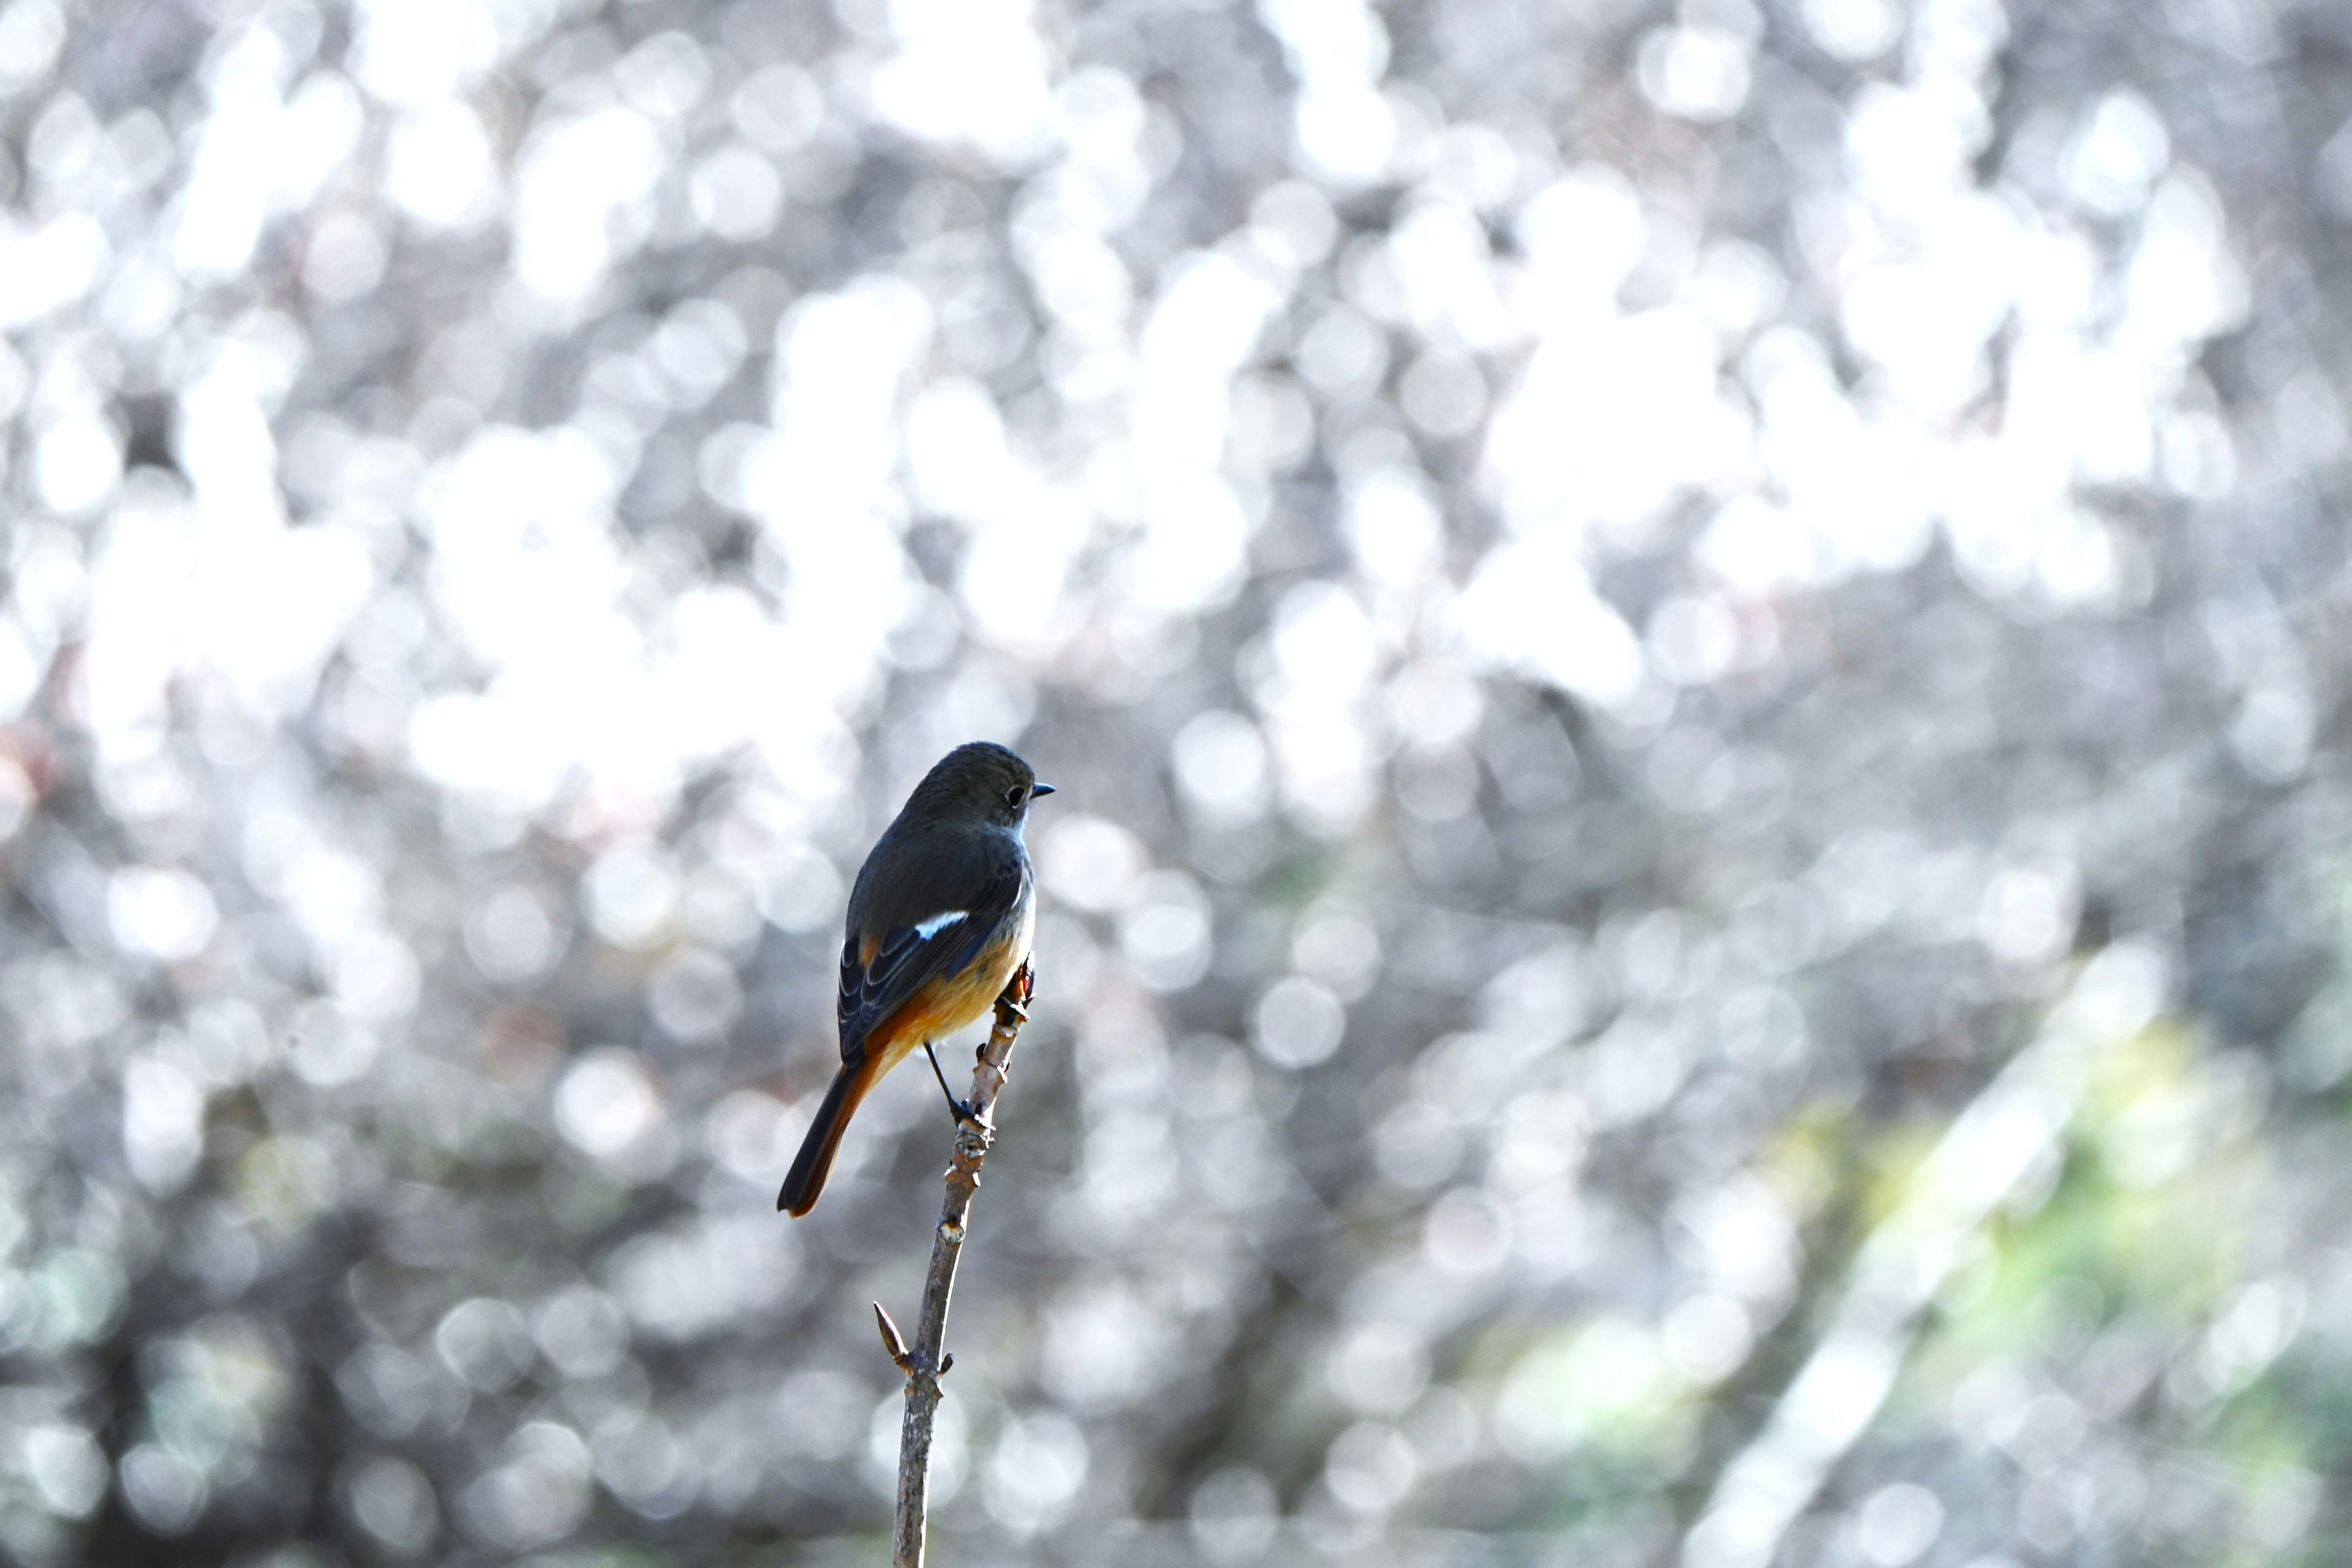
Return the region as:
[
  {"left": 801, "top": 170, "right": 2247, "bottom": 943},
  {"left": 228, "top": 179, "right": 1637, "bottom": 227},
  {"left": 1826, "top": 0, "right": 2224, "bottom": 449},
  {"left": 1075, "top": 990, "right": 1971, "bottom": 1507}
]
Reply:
[{"left": 837, "top": 850, "right": 1027, "bottom": 1062}]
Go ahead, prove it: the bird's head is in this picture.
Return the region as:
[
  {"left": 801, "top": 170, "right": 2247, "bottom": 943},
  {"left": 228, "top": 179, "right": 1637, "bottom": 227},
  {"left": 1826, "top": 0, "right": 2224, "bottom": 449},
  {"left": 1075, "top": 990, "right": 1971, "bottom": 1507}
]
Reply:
[{"left": 905, "top": 742, "right": 1056, "bottom": 829}]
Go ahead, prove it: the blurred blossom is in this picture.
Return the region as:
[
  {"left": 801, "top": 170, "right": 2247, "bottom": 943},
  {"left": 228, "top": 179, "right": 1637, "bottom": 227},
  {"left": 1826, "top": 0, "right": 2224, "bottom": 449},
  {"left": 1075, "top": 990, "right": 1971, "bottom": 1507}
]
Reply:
[
  {"left": 1373, "top": 1099, "right": 1465, "bottom": 1191},
  {"left": 237, "top": 1136, "right": 339, "bottom": 1230},
  {"left": 1637, "top": 21, "right": 1755, "bottom": 124},
  {"left": 531, "top": 1286, "right": 630, "bottom": 1384},
  {"left": 1804, "top": 0, "right": 1904, "bottom": 62},
  {"left": 1495, "top": 1318, "right": 1674, "bottom": 1464},
  {"left": 593, "top": 1410, "right": 701, "bottom": 1520},
  {"left": 1170, "top": 710, "right": 1273, "bottom": 825},
  {"left": 1251, "top": 974, "right": 1346, "bottom": 1069},
  {"left": 982, "top": 1411, "right": 1089, "bottom": 1534},
  {"left": 607, "top": 1216, "right": 794, "bottom": 1341},
  {"left": 1038, "top": 814, "right": 1148, "bottom": 912},
  {"left": 1672, "top": 1178, "right": 1798, "bottom": 1305},
  {"left": 23, "top": 1425, "right": 106, "bottom": 1519},
  {"left": 462, "top": 1421, "right": 594, "bottom": 1551},
  {"left": 584, "top": 843, "right": 682, "bottom": 950},
  {"left": 1423, "top": 1185, "right": 1510, "bottom": 1276},
  {"left": 707, "top": 1089, "right": 801, "bottom": 1185},
  {"left": 1039, "top": 1279, "right": 1169, "bottom": 1411},
  {"left": 872, "top": 0, "right": 1058, "bottom": 166},
  {"left": 301, "top": 212, "right": 386, "bottom": 303},
  {"left": 385, "top": 103, "right": 499, "bottom": 231},
  {"left": 1328, "top": 1321, "right": 1431, "bottom": 1416},
  {"left": 1978, "top": 862, "right": 2082, "bottom": 967},
  {"left": 775, "top": 1368, "right": 873, "bottom": 1461},
  {"left": 1191, "top": 1467, "right": 1280, "bottom": 1562},
  {"left": 121, "top": 1054, "right": 205, "bottom": 1192},
  {"left": 464, "top": 885, "right": 565, "bottom": 985},
  {"left": 1325, "top": 1419, "right": 1417, "bottom": 1515},
  {"left": 434, "top": 1297, "right": 533, "bottom": 1394},
  {"left": 119, "top": 1443, "right": 205, "bottom": 1535},
  {"left": 755, "top": 843, "right": 844, "bottom": 934},
  {"left": 107, "top": 865, "right": 218, "bottom": 962},
  {"left": 1852, "top": 1482, "right": 1945, "bottom": 1567},
  {"left": 0, "top": 0, "right": 2337, "bottom": 1562},
  {"left": 1664, "top": 1294, "right": 1755, "bottom": 1385},
  {"left": 554, "top": 1049, "right": 668, "bottom": 1170},
  {"left": 647, "top": 946, "right": 744, "bottom": 1043},
  {"left": 281, "top": 1003, "right": 374, "bottom": 1088},
  {"left": 1292, "top": 899, "right": 1382, "bottom": 999},
  {"left": 339, "top": 1453, "right": 439, "bottom": 1557},
  {"left": 1118, "top": 870, "right": 1213, "bottom": 992}
]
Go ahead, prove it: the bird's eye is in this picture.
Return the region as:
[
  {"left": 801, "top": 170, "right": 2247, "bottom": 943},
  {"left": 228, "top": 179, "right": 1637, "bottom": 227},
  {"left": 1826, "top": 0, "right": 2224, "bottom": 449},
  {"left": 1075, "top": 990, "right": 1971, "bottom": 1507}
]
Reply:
[{"left": 1006, "top": 785, "right": 1027, "bottom": 811}]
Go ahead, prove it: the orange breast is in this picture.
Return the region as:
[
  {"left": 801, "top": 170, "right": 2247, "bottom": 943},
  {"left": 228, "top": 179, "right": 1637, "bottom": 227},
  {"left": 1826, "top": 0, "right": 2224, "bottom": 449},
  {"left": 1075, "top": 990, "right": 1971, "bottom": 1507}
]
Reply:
[{"left": 865, "top": 906, "right": 1034, "bottom": 1076}]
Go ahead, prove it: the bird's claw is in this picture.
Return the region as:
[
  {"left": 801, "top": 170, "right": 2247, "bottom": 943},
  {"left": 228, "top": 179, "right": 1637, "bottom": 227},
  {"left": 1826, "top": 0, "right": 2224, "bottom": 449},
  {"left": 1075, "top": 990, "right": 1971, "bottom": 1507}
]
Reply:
[{"left": 923, "top": 1039, "right": 984, "bottom": 1126}]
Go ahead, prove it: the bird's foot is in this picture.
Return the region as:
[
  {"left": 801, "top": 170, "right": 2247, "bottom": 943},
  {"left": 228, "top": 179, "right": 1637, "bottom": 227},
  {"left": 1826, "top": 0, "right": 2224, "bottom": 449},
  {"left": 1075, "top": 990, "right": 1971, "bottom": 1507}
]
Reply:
[{"left": 924, "top": 1040, "right": 982, "bottom": 1126}]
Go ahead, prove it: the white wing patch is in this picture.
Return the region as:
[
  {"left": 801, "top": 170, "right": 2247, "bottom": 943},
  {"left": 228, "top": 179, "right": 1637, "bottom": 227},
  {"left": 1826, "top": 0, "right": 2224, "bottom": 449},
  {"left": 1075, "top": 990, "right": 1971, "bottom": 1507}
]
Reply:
[{"left": 912, "top": 910, "right": 969, "bottom": 940}]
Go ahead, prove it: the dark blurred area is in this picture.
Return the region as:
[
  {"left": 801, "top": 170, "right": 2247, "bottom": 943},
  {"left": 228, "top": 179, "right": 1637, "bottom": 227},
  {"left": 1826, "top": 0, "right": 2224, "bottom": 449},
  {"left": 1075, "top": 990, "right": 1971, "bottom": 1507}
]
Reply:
[{"left": 2, "top": 0, "right": 2350, "bottom": 1563}]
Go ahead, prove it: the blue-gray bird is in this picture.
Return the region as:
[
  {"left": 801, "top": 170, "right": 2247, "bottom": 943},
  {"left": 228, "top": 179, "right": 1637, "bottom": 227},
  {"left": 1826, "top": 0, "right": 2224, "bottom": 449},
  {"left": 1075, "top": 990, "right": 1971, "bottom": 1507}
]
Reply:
[{"left": 777, "top": 742, "right": 1052, "bottom": 1216}]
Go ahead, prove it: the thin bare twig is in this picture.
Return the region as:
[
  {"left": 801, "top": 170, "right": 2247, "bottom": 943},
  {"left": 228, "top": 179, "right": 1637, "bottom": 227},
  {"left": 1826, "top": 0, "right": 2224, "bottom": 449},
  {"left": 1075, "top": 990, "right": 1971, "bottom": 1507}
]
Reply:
[{"left": 887, "top": 962, "right": 1033, "bottom": 1568}]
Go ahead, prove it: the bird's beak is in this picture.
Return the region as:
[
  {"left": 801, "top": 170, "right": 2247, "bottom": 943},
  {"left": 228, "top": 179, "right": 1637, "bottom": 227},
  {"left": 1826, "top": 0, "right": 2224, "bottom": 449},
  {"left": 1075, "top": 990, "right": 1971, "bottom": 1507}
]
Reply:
[{"left": 1031, "top": 782, "right": 1057, "bottom": 797}]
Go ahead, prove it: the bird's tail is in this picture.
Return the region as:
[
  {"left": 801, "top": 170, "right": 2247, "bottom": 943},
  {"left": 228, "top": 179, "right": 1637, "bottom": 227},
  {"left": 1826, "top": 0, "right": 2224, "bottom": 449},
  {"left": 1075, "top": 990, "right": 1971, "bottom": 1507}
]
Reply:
[{"left": 778, "top": 1061, "right": 878, "bottom": 1216}]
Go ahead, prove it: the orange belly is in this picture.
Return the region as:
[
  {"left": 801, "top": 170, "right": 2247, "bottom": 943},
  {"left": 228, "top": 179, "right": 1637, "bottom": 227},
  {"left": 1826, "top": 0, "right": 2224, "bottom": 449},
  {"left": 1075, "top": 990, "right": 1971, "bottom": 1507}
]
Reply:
[{"left": 864, "top": 904, "right": 1034, "bottom": 1076}]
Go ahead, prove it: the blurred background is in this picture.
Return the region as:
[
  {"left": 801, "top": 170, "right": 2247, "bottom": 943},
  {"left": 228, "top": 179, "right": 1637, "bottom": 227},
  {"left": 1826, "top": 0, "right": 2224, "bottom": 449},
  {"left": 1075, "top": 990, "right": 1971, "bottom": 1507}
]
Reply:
[{"left": 0, "top": 0, "right": 2348, "bottom": 1563}]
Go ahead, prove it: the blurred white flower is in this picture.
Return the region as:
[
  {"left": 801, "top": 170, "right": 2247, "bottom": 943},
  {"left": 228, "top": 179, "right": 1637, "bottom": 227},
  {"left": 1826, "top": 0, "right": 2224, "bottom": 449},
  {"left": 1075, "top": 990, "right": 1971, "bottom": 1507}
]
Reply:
[
  {"left": 123, "top": 1055, "right": 205, "bottom": 1192},
  {"left": 24, "top": 1425, "right": 107, "bottom": 1518},
  {"left": 108, "top": 865, "right": 218, "bottom": 963},
  {"left": 386, "top": 102, "right": 499, "bottom": 229},
  {"left": 584, "top": 843, "right": 681, "bottom": 950},
  {"left": 462, "top": 1422, "right": 592, "bottom": 1551},
  {"left": 647, "top": 947, "right": 743, "bottom": 1043},
  {"left": 1190, "top": 1467, "right": 1280, "bottom": 1564},
  {"left": 119, "top": 1443, "right": 206, "bottom": 1534},
  {"left": 341, "top": 1453, "right": 440, "bottom": 1556},
  {"left": 554, "top": 1049, "right": 665, "bottom": 1165},
  {"left": 465, "top": 886, "right": 564, "bottom": 984},
  {"left": 1039, "top": 815, "right": 1148, "bottom": 912},
  {"left": 1637, "top": 26, "right": 1753, "bottom": 123},
  {"left": 1853, "top": 1482, "right": 1946, "bottom": 1567},
  {"left": 1252, "top": 975, "right": 1345, "bottom": 1068},
  {"left": 1120, "top": 872, "right": 1213, "bottom": 991},
  {"left": 1171, "top": 711, "right": 1272, "bottom": 826},
  {"left": 984, "top": 1411, "right": 1089, "bottom": 1534}
]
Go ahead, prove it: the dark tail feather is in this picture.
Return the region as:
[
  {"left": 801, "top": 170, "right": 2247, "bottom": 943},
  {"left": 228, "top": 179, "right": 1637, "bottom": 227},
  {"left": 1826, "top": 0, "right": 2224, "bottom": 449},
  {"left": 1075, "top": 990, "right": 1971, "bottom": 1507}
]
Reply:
[{"left": 778, "top": 1063, "right": 875, "bottom": 1216}]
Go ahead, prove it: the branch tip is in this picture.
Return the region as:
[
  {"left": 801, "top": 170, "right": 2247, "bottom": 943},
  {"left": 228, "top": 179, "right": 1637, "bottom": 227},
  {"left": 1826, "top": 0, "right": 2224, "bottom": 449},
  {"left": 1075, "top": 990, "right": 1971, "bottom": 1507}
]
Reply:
[{"left": 873, "top": 1301, "right": 913, "bottom": 1372}]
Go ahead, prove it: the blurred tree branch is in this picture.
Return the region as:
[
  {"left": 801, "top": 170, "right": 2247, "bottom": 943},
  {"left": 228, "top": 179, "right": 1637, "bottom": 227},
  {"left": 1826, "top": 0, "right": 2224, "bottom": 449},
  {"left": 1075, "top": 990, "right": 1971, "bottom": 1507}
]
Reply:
[
  {"left": 880, "top": 962, "right": 1034, "bottom": 1568},
  {"left": 1668, "top": 1117, "right": 1871, "bottom": 1534}
]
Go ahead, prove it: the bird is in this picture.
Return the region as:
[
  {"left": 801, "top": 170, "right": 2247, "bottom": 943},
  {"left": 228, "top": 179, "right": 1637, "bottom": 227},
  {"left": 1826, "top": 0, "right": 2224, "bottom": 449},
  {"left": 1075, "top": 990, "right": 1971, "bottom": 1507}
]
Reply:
[{"left": 777, "top": 742, "right": 1054, "bottom": 1216}]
